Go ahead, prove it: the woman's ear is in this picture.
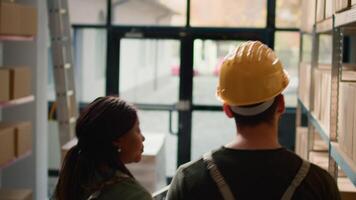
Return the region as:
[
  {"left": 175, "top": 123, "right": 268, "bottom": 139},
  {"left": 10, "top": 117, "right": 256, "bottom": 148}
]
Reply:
[
  {"left": 223, "top": 104, "right": 234, "bottom": 118},
  {"left": 112, "top": 139, "right": 121, "bottom": 148},
  {"left": 276, "top": 94, "right": 285, "bottom": 114}
]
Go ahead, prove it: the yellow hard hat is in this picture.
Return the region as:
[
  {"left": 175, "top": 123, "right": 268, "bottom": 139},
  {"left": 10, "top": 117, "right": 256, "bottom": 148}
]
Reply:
[{"left": 216, "top": 41, "right": 289, "bottom": 106}]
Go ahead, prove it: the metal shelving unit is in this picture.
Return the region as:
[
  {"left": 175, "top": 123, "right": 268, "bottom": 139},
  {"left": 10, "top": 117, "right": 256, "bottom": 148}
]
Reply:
[
  {"left": 0, "top": 95, "right": 35, "bottom": 109},
  {"left": 297, "top": 7, "right": 356, "bottom": 186}
]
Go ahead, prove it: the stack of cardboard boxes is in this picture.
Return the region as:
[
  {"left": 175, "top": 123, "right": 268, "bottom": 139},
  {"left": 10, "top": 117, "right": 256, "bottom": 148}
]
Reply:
[
  {"left": 295, "top": 128, "right": 356, "bottom": 199},
  {"left": 313, "top": 65, "right": 331, "bottom": 134},
  {"left": 339, "top": 81, "right": 356, "bottom": 165}
]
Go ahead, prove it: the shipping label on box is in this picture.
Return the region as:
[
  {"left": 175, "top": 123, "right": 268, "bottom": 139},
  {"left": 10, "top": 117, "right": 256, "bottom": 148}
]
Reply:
[{"left": 0, "top": 68, "right": 10, "bottom": 101}]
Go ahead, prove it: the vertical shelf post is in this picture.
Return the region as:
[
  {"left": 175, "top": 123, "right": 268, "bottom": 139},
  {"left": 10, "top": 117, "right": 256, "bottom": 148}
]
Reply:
[
  {"left": 307, "top": 26, "right": 319, "bottom": 158},
  {"left": 329, "top": 24, "right": 342, "bottom": 179}
]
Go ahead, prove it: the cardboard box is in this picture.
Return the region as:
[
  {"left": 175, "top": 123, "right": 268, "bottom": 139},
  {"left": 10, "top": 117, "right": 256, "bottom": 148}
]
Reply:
[
  {"left": 0, "top": 68, "right": 10, "bottom": 101},
  {"left": 309, "top": 151, "right": 346, "bottom": 177},
  {"left": 339, "top": 83, "right": 347, "bottom": 155},
  {"left": 0, "top": 2, "right": 37, "bottom": 36},
  {"left": 317, "top": 0, "right": 326, "bottom": 22},
  {"left": 0, "top": 125, "right": 15, "bottom": 166},
  {"left": 298, "top": 63, "right": 311, "bottom": 108},
  {"left": 325, "top": 0, "right": 333, "bottom": 18},
  {"left": 334, "top": 0, "right": 351, "bottom": 13},
  {"left": 301, "top": 0, "right": 316, "bottom": 32},
  {"left": 14, "top": 122, "right": 32, "bottom": 156},
  {"left": 9, "top": 67, "right": 31, "bottom": 99},
  {"left": 338, "top": 177, "right": 356, "bottom": 200},
  {"left": 295, "top": 127, "right": 308, "bottom": 159},
  {"left": 0, "top": 188, "right": 32, "bottom": 200}
]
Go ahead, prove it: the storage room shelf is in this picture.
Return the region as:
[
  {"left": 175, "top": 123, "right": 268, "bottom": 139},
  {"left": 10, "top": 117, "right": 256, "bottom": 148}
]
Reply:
[
  {"left": 298, "top": 97, "right": 310, "bottom": 113},
  {"left": 298, "top": 99, "right": 330, "bottom": 144},
  {"left": 331, "top": 143, "right": 356, "bottom": 186},
  {"left": 0, "top": 35, "right": 34, "bottom": 41},
  {"left": 0, "top": 151, "right": 32, "bottom": 170},
  {"left": 316, "top": 17, "right": 333, "bottom": 33},
  {"left": 0, "top": 96, "right": 35, "bottom": 109},
  {"left": 335, "top": 7, "right": 356, "bottom": 28}
]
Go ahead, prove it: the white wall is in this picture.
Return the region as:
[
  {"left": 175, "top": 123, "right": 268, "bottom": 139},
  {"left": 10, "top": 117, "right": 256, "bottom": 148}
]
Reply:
[{"left": 1, "top": 0, "right": 48, "bottom": 199}]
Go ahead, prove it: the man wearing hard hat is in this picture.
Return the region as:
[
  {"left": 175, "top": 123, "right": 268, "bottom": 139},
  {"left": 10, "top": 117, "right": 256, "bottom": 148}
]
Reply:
[{"left": 166, "top": 41, "right": 340, "bottom": 200}]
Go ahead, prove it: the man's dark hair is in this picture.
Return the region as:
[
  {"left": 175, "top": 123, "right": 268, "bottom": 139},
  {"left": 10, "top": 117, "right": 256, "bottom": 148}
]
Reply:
[{"left": 232, "top": 96, "right": 280, "bottom": 128}]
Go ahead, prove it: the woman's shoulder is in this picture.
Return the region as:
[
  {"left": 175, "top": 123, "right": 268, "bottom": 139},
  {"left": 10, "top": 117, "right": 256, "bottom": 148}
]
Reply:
[{"left": 98, "top": 177, "right": 153, "bottom": 200}]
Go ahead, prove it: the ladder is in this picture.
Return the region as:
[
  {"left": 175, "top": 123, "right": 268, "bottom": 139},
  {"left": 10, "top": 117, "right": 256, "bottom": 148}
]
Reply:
[{"left": 47, "top": 0, "right": 78, "bottom": 147}]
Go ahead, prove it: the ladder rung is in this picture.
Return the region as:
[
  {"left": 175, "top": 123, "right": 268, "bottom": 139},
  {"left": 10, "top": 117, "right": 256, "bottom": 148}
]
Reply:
[
  {"left": 58, "top": 117, "right": 76, "bottom": 125},
  {"left": 49, "top": 8, "right": 67, "bottom": 14},
  {"left": 51, "top": 36, "right": 69, "bottom": 42},
  {"left": 56, "top": 90, "right": 74, "bottom": 97},
  {"left": 54, "top": 63, "right": 71, "bottom": 69}
]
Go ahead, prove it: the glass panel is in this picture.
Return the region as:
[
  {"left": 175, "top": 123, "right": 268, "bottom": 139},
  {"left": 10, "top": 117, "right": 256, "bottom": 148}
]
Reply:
[
  {"left": 191, "top": 0, "right": 267, "bottom": 27},
  {"left": 193, "top": 39, "right": 244, "bottom": 105},
  {"left": 74, "top": 29, "right": 107, "bottom": 102},
  {"left": 112, "top": 0, "right": 186, "bottom": 26},
  {"left": 69, "top": 0, "right": 107, "bottom": 24},
  {"left": 137, "top": 110, "right": 178, "bottom": 177},
  {"left": 119, "top": 39, "right": 179, "bottom": 104},
  {"left": 274, "top": 31, "right": 300, "bottom": 107},
  {"left": 302, "top": 34, "right": 312, "bottom": 63},
  {"left": 192, "top": 111, "right": 236, "bottom": 160},
  {"left": 276, "top": 0, "right": 302, "bottom": 28},
  {"left": 319, "top": 35, "right": 332, "bottom": 64}
]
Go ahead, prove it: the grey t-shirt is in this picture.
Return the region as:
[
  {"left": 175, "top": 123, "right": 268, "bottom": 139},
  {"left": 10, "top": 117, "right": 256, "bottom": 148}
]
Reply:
[{"left": 167, "top": 147, "right": 340, "bottom": 200}]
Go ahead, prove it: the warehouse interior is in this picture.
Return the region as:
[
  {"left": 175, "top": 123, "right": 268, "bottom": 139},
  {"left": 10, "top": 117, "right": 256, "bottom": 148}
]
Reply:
[{"left": 0, "top": 0, "right": 356, "bottom": 199}]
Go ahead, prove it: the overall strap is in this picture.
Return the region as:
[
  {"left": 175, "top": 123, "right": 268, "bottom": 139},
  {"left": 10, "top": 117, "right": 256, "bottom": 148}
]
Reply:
[
  {"left": 281, "top": 160, "right": 311, "bottom": 200},
  {"left": 203, "top": 151, "right": 235, "bottom": 200}
]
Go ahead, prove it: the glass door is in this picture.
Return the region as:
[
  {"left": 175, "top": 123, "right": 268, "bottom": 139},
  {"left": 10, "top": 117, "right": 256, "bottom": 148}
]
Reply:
[{"left": 118, "top": 38, "right": 181, "bottom": 179}]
